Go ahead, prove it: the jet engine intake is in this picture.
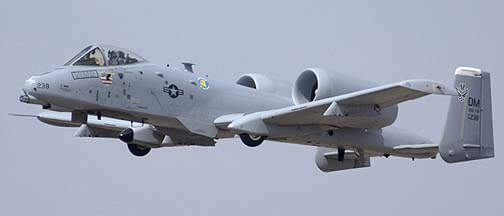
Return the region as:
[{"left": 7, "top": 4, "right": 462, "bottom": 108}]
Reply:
[
  {"left": 236, "top": 73, "right": 291, "bottom": 96},
  {"left": 292, "top": 68, "right": 377, "bottom": 105}
]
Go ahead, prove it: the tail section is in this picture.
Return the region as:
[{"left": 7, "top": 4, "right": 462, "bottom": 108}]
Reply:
[{"left": 439, "top": 67, "right": 494, "bottom": 163}]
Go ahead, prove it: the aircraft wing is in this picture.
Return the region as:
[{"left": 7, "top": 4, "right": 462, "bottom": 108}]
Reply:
[
  {"left": 10, "top": 112, "right": 133, "bottom": 138},
  {"left": 10, "top": 112, "right": 215, "bottom": 146},
  {"left": 227, "top": 79, "right": 456, "bottom": 134}
]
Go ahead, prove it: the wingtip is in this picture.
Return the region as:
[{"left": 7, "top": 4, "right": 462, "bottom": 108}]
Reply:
[
  {"left": 8, "top": 113, "right": 38, "bottom": 117},
  {"left": 401, "top": 80, "right": 457, "bottom": 96},
  {"left": 455, "top": 67, "right": 482, "bottom": 77}
]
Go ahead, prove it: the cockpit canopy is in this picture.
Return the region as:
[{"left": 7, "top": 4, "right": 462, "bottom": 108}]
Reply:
[{"left": 64, "top": 45, "right": 147, "bottom": 67}]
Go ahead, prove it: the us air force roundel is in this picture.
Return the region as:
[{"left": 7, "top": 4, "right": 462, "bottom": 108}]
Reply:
[{"left": 163, "top": 84, "right": 184, "bottom": 98}]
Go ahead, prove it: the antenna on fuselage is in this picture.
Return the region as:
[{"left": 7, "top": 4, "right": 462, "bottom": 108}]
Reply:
[{"left": 182, "top": 62, "right": 195, "bottom": 73}]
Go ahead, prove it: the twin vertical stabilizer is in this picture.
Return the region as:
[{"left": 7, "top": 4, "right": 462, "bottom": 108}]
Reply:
[{"left": 439, "top": 67, "right": 494, "bottom": 163}]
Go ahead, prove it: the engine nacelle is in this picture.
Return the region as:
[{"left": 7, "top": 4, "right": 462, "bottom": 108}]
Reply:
[
  {"left": 315, "top": 147, "right": 370, "bottom": 172},
  {"left": 292, "top": 68, "right": 377, "bottom": 105},
  {"left": 236, "top": 73, "right": 291, "bottom": 96}
]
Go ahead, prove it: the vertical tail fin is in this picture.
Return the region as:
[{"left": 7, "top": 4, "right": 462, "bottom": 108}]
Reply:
[{"left": 439, "top": 67, "right": 494, "bottom": 163}]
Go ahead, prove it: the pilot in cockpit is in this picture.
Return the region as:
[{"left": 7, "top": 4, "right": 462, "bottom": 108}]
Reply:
[
  {"left": 90, "top": 49, "right": 105, "bottom": 66},
  {"left": 108, "top": 50, "right": 138, "bottom": 66},
  {"left": 73, "top": 47, "right": 105, "bottom": 66},
  {"left": 65, "top": 45, "right": 145, "bottom": 67}
]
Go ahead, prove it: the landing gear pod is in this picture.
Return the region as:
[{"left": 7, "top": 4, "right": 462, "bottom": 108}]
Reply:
[
  {"left": 239, "top": 134, "right": 266, "bottom": 147},
  {"left": 315, "top": 147, "right": 370, "bottom": 172},
  {"left": 439, "top": 67, "right": 494, "bottom": 163},
  {"left": 118, "top": 126, "right": 163, "bottom": 157},
  {"left": 127, "top": 144, "right": 151, "bottom": 157}
]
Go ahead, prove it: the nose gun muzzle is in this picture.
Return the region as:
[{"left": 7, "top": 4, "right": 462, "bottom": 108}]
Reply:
[{"left": 19, "top": 94, "right": 48, "bottom": 106}]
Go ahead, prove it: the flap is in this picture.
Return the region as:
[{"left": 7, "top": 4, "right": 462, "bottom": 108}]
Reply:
[{"left": 393, "top": 143, "right": 439, "bottom": 155}]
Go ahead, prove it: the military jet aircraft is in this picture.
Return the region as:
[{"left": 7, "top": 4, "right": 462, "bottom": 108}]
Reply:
[{"left": 14, "top": 44, "right": 494, "bottom": 172}]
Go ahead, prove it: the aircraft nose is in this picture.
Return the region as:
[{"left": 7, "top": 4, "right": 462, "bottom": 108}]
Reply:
[
  {"left": 20, "top": 76, "right": 49, "bottom": 106},
  {"left": 23, "top": 76, "right": 38, "bottom": 95}
]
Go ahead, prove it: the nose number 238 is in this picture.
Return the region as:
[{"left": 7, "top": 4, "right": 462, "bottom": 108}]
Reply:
[{"left": 37, "top": 83, "right": 50, "bottom": 89}]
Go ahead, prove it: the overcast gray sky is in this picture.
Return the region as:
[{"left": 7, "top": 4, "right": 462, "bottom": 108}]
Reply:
[{"left": 1, "top": 0, "right": 502, "bottom": 215}]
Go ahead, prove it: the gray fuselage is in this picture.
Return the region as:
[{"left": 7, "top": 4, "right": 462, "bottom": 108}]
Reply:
[{"left": 24, "top": 63, "right": 292, "bottom": 138}]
